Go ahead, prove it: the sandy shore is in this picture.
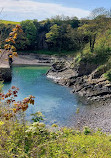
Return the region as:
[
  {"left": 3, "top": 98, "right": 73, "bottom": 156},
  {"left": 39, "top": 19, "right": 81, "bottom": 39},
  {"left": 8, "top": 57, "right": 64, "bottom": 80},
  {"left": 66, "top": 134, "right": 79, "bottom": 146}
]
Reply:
[{"left": 12, "top": 54, "right": 54, "bottom": 66}]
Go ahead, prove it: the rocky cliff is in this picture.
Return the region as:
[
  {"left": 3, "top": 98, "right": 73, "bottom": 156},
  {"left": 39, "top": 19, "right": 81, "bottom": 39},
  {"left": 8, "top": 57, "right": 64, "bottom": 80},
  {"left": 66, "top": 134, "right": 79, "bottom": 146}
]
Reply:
[{"left": 47, "top": 59, "right": 111, "bottom": 101}]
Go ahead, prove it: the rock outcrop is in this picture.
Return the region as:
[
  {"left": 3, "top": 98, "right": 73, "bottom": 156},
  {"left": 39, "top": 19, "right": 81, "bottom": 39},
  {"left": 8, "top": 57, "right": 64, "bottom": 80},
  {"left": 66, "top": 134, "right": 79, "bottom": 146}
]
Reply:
[
  {"left": 0, "top": 50, "right": 12, "bottom": 82},
  {"left": 47, "top": 59, "right": 111, "bottom": 101},
  {"left": 0, "top": 67, "right": 12, "bottom": 82}
]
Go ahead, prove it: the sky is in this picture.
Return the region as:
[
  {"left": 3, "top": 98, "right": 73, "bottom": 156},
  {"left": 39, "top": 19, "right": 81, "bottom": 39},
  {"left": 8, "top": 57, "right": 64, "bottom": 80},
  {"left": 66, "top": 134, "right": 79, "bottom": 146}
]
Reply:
[{"left": 0, "top": 0, "right": 111, "bottom": 22}]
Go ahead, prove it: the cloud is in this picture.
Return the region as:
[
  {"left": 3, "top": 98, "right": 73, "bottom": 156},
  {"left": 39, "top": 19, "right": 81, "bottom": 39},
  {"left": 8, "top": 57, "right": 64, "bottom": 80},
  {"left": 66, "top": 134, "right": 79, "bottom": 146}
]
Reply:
[{"left": 0, "top": 0, "right": 90, "bottom": 21}]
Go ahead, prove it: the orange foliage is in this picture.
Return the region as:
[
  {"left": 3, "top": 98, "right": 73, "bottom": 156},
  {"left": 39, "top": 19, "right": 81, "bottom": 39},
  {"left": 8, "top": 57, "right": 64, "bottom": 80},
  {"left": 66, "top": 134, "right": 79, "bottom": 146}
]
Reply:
[
  {"left": 4, "top": 25, "right": 23, "bottom": 58},
  {"left": 0, "top": 86, "right": 35, "bottom": 120}
]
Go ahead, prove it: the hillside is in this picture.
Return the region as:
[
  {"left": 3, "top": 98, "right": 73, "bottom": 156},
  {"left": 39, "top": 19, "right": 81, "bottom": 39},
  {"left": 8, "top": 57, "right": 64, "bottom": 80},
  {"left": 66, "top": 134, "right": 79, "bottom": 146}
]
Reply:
[{"left": 0, "top": 20, "right": 20, "bottom": 25}]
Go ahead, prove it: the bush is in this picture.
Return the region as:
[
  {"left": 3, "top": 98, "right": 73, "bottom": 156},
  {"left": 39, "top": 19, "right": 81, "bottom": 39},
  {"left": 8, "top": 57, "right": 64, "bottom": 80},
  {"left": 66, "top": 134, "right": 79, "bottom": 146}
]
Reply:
[{"left": 83, "top": 126, "right": 91, "bottom": 135}]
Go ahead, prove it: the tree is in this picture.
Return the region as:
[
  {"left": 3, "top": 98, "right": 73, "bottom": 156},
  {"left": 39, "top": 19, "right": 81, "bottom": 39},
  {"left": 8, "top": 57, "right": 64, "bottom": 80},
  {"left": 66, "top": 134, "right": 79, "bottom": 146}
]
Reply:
[
  {"left": 21, "top": 20, "right": 37, "bottom": 49},
  {"left": 0, "top": 23, "right": 16, "bottom": 49},
  {"left": 66, "top": 24, "right": 87, "bottom": 51},
  {"left": 46, "top": 24, "right": 60, "bottom": 50},
  {"left": 79, "top": 22, "right": 97, "bottom": 52},
  {"left": 15, "top": 31, "right": 30, "bottom": 50},
  {"left": 89, "top": 7, "right": 108, "bottom": 19},
  {"left": 79, "top": 14, "right": 110, "bottom": 53},
  {"left": 0, "top": 24, "right": 23, "bottom": 74}
]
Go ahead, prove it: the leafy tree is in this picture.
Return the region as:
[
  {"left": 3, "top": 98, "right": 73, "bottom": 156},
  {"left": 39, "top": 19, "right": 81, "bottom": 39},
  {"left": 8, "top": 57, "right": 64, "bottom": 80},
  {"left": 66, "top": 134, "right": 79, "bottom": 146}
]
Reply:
[
  {"left": 63, "top": 16, "right": 79, "bottom": 28},
  {"left": 0, "top": 25, "right": 23, "bottom": 62},
  {"left": 21, "top": 20, "right": 37, "bottom": 49},
  {"left": 65, "top": 25, "right": 82, "bottom": 50},
  {"left": 79, "top": 22, "right": 97, "bottom": 52},
  {"left": 79, "top": 15, "right": 110, "bottom": 53},
  {"left": 2, "top": 8, "right": 111, "bottom": 53},
  {"left": 15, "top": 31, "right": 30, "bottom": 50},
  {"left": 0, "top": 23, "right": 14, "bottom": 48},
  {"left": 46, "top": 24, "right": 60, "bottom": 50},
  {"left": 51, "top": 15, "right": 64, "bottom": 25}
]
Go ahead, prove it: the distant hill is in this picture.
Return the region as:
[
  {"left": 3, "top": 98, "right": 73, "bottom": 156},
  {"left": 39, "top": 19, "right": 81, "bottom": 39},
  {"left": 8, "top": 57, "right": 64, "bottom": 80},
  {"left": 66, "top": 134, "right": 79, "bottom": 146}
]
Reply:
[{"left": 0, "top": 20, "right": 20, "bottom": 25}]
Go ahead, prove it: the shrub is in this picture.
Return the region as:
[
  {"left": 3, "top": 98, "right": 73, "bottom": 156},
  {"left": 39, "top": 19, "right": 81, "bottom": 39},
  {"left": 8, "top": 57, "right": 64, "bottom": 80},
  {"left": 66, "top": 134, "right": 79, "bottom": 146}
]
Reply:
[{"left": 83, "top": 126, "right": 91, "bottom": 135}]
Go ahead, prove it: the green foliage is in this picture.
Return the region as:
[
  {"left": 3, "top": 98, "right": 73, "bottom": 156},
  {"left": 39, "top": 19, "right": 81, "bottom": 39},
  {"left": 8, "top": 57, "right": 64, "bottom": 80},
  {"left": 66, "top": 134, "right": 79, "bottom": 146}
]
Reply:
[
  {"left": 94, "top": 30, "right": 111, "bottom": 56},
  {"left": 0, "top": 16, "right": 87, "bottom": 52},
  {"left": 0, "top": 23, "right": 14, "bottom": 48},
  {"left": 15, "top": 32, "right": 30, "bottom": 50},
  {"left": 31, "top": 111, "right": 44, "bottom": 122},
  {"left": 0, "top": 82, "right": 3, "bottom": 92},
  {"left": 20, "top": 50, "right": 78, "bottom": 56},
  {"left": 46, "top": 24, "right": 60, "bottom": 48},
  {"left": 104, "top": 69, "right": 111, "bottom": 81},
  {"left": 1, "top": 114, "right": 111, "bottom": 158},
  {"left": 75, "top": 53, "right": 83, "bottom": 63},
  {"left": 0, "top": 12, "right": 111, "bottom": 54},
  {"left": 76, "top": 108, "right": 80, "bottom": 114},
  {"left": 83, "top": 126, "right": 91, "bottom": 135},
  {"left": 21, "top": 20, "right": 37, "bottom": 48},
  {"left": 74, "top": 23, "right": 111, "bottom": 80}
]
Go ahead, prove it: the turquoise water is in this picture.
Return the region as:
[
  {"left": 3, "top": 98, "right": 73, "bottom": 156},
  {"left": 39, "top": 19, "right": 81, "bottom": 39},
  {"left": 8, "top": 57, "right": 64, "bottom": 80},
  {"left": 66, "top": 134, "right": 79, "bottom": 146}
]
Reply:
[{"left": 3, "top": 66, "right": 84, "bottom": 126}]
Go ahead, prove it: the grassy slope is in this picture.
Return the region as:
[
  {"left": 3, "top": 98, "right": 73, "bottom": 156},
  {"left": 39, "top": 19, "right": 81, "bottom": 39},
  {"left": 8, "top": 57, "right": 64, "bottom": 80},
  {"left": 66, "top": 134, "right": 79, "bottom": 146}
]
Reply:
[
  {"left": 0, "top": 118, "right": 111, "bottom": 157},
  {"left": 0, "top": 20, "right": 20, "bottom": 25},
  {"left": 40, "top": 128, "right": 111, "bottom": 158}
]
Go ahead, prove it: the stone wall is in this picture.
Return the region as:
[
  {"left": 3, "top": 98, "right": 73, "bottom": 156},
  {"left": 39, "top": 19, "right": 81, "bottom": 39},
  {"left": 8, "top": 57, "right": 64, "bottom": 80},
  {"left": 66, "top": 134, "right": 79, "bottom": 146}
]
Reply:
[
  {"left": 0, "top": 54, "right": 12, "bottom": 82},
  {"left": 0, "top": 67, "right": 12, "bottom": 82}
]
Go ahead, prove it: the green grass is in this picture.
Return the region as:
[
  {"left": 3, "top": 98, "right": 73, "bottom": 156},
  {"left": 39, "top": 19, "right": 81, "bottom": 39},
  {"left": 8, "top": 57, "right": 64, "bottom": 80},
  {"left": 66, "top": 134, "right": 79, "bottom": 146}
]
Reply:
[
  {"left": 0, "top": 20, "right": 20, "bottom": 25},
  {"left": 1, "top": 119, "right": 111, "bottom": 158},
  {"left": 39, "top": 128, "right": 111, "bottom": 158},
  {"left": 104, "top": 69, "right": 111, "bottom": 81},
  {"left": 18, "top": 50, "right": 79, "bottom": 56}
]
